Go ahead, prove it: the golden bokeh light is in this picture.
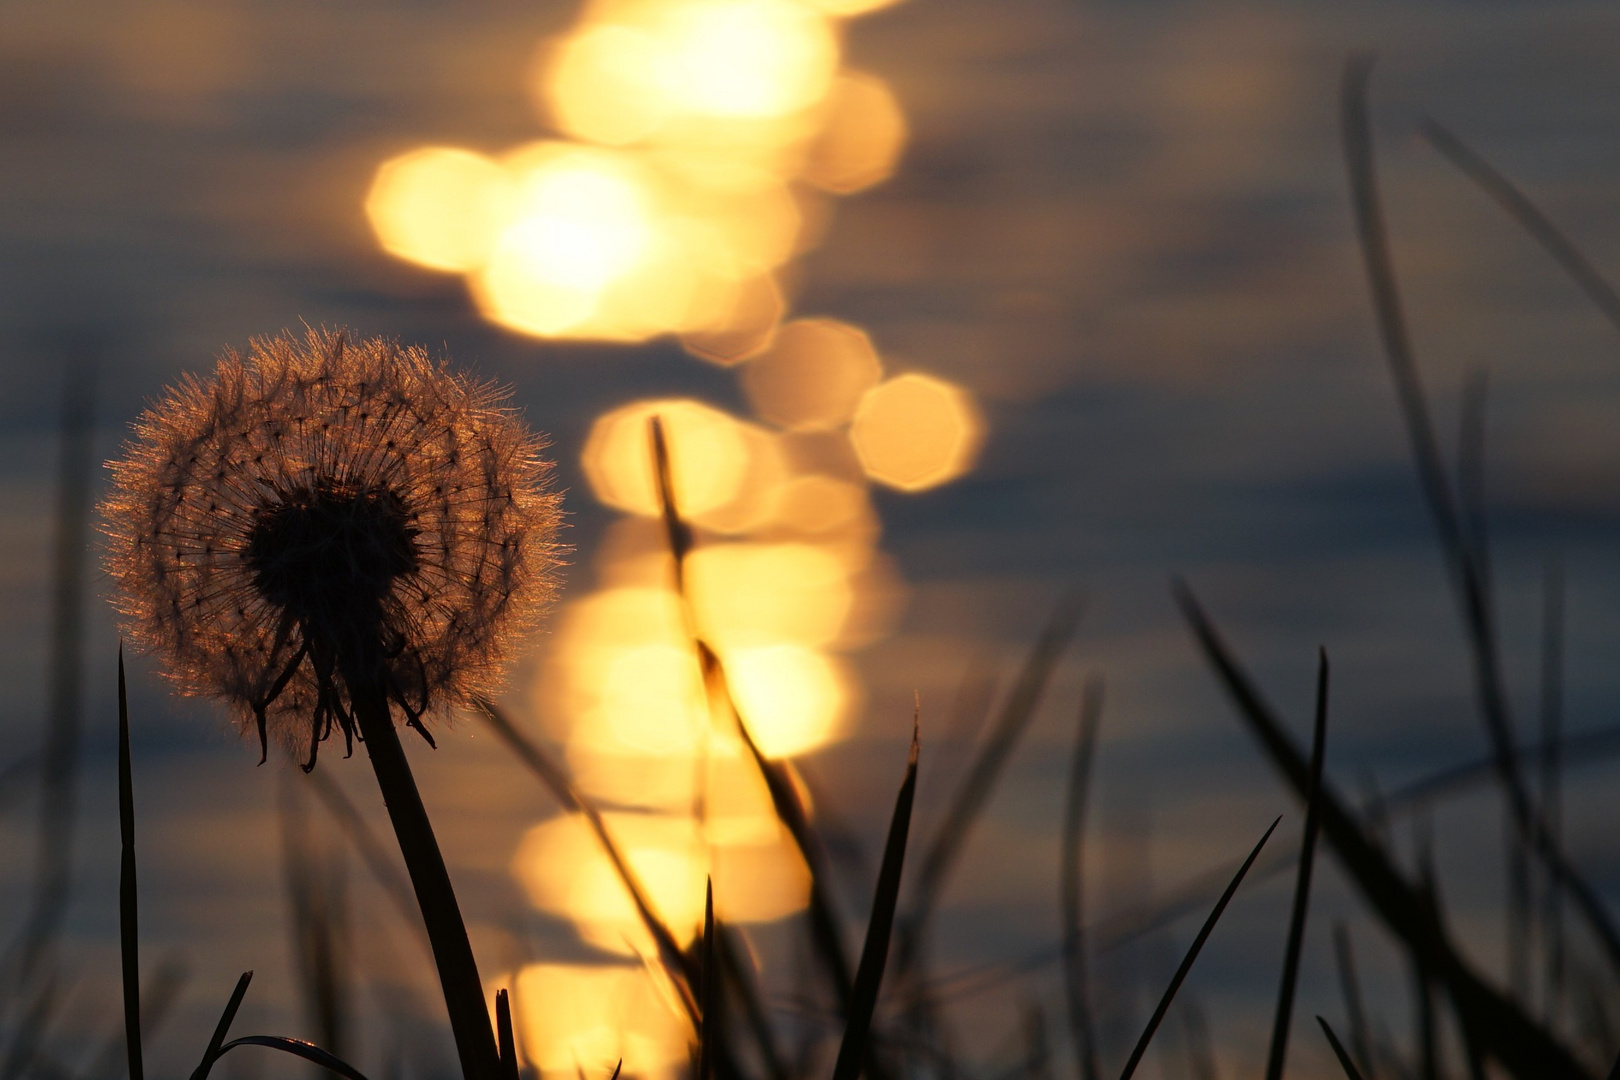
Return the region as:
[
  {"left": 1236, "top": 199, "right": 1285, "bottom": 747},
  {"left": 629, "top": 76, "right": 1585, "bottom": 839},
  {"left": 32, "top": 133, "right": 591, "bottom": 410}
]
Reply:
[
  {"left": 365, "top": 147, "right": 515, "bottom": 272},
  {"left": 850, "top": 372, "right": 985, "bottom": 491},
  {"left": 802, "top": 72, "right": 907, "bottom": 194},
  {"left": 768, "top": 473, "right": 869, "bottom": 533},
  {"left": 797, "top": 0, "right": 907, "bottom": 17},
  {"left": 711, "top": 828, "right": 812, "bottom": 920},
  {"left": 693, "top": 423, "right": 791, "bottom": 535},
  {"left": 539, "top": 25, "right": 670, "bottom": 146},
  {"left": 582, "top": 398, "right": 751, "bottom": 517},
  {"left": 681, "top": 274, "right": 785, "bottom": 365},
  {"left": 725, "top": 644, "right": 851, "bottom": 757},
  {"left": 514, "top": 963, "right": 690, "bottom": 1079},
  {"left": 742, "top": 317, "right": 882, "bottom": 430},
  {"left": 643, "top": 0, "right": 839, "bottom": 121},
  {"left": 685, "top": 542, "right": 852, "bottom": 650}
]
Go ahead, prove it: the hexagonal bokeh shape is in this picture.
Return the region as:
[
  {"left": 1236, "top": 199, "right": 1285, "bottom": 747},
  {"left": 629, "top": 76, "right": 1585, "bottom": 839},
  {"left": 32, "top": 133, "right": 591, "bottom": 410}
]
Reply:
[
  {"left": 742, "top": 317, "right": 883, "bottom": 431},
  {"left": 849, "top": 372, "right": 984, "bottom": 490}
]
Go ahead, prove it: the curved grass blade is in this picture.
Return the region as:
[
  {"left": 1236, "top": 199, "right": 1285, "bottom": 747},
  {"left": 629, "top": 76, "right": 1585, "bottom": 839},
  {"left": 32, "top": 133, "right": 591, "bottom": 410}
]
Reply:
[
  {"left": 1317, "top": 1018, "right": 1366, "bottom": 1080},
  {"left": 1117, "top": 817, "right": 1280, "bottom": 1080},
  {"left": 496, "top": 988, "right": 519, "bottom": 1080},
  {"left": 1343, "top": 54, "right": 1620, "bottom": 984},
  {"left": 1419, "top": 117, "right": 1620, "bottom": 339},
  {"left": 189, "top": 972, "right": 254, "bottom": 1080},
  {"left": 213, "top": 1036, "right": 371, "bottom": 1080},
  {"left": 1264, "top": 651, "right": 1330, "bottom": 1080},
  {"left": 1060, "top": 679, "right": 1103, "bottom": 1080},
  {"left": 831, "top": 723, "right": 919, "bottom": 1080},
  {"left": 117, "top": 648, "right": 143, "bottom": 1080},
  {"left": 1173, "top": 577, "right": 1594, "bottom": 1080}
]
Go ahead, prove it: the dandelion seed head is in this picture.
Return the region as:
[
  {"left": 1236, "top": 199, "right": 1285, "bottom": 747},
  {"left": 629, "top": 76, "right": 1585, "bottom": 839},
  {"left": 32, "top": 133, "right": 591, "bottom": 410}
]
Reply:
[{"left": 102, "top": 328, "right": 563, "bottom": 760}]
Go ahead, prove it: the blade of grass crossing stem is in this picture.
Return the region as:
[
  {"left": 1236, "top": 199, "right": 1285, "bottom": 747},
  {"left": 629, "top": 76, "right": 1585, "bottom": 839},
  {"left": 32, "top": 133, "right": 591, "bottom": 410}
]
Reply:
[
  {"left": 118, "top": 648, "right": 143, "bottom": 1080},
  {"left": 1418, "top": 118, "right": 1620, "bottom": 339},
  {"left": 1343, "top": 55, "right": 1620, "bottom": 983},
  {"left": 1317, "top": 1018, "right": 1367, "bottom": 1080},
  {"left": 473, "top": 698, "right": 699, "bottom": 1022},
  {"left": 699, "top": 881, "right": 716, "bottom": 1080},
  {"left": 898, "top": 595, "right": 1083, "bottom": 976},
  {"left": 190, "top": 972, "right": 254, "bottom": 1080},
  {"left": 496, "top": 990, "right": 519, "bottom": 1080},
  {"left": 1264, "top": 650, "right": 1330, "bottom": 1080},
  {"left": 1117, "top": 817, "right": 1280, "bottom": 1080},
  {"left": 831, "top": 724, "right": 919, "bottom": 1080},
  {"left": 1061, "top": 678, "right": 1104, "bottom": 1080},
  {"left": 1172, "top": 578, "right": 1594, "bottom": 1080}
]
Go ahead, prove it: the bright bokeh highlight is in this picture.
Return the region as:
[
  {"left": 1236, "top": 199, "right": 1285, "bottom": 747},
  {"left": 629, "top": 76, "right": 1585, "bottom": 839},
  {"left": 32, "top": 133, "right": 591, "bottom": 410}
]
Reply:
[
  {"left": 725, "top": 644, "right": 851, "bottom": 757},
  {"left": 582, "top": 398, "right": 751, "bottom": 518},
  {"left": 802, "top": 72, "right": 907, "bottom": 194},
  {"left": 365, "top": 147, "right": 514, "bottom": 272},
  {"left": 514, "top": 963, "right": 690, "bottom": 1079},
  {"left": 743, "top": 317, "right": 883, "bottom": 430},
  {"left": 685, "top": 542, "right": 853, "bottom": 650},
  {"left": 850, "top": 372, "right": 984, "bottom": 490}
]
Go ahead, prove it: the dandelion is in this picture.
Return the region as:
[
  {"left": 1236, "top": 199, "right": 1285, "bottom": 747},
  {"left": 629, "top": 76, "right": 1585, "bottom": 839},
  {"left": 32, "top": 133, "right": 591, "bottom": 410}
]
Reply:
[{"left": 102, "top": 327, "right": 563, "bottom": 1080}]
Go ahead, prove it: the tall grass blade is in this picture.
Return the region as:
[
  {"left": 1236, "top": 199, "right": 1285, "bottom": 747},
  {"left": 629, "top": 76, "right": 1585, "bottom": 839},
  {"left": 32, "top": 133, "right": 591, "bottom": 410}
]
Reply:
[
  {"left": 1173, "top": 578, "right": 1594, "bottom": 1080},
  {"left": 1342, "top": 53, "right": 1620, "bottom": 981},
  {"left": 830, "top": 724, "right": 919, "bottom": 1080},
  {"left": 189, "top": 972, "right": 254, "bottom": 1080},
  {"left": 1318, "top": 1018, "right": 1367, "bottom": 1080},
  {"left": 117, "top": 649, "right": 143, "bottom": 1080},
  {"left": 1331, "top": 924, "right": 1374, "bottom": 1080},
  {"left": 496, "top": 989, "right": 519, "bottom": 1080},
  {"left": 897, "top": 594, "right": 1083, "bottom": 976},
  {"left": 1060, "top": 678, "right": 1103, "bottom": 1080},
  {"left": 1118, "top": 817, "right": 1279, "bottom": 1080},
  {"left": 1419, "top": 117, "right": 1620, "bottom": 339},
  {"left": 1263, "top": 651, "right": 1330, "bottom": 1080},
  {"left": 700, "top": 881, "right": 716, "bottom": 1080},
  {"left": 16, "top": 364, "right": 97, "bottom": 993},
  {"left": 473, "top": 698, "right": 698, "bottom": 1021},
  {"left": 1540, "top": 557, "right": 1566, "bottom": 1017}
]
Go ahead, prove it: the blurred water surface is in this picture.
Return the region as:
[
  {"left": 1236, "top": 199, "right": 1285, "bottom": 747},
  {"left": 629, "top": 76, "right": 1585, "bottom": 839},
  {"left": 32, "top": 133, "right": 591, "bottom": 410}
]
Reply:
[{"left": 4, "top": 1, "right": 1620, "bottom": 1077}]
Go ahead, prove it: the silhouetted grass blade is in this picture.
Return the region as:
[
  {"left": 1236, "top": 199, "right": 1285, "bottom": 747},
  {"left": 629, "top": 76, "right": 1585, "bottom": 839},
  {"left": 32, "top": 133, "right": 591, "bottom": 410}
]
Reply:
[
  {"left": 1117, "top": 816, "right": 1279, "bottom": 1080},
  {"left": 190, "top": 972, "right": 254, "bottom": 1080},
  {"left": 473, "top": 697, "right": 699, "bottom": 1022},
  {"left": 899, "top": 594, "right": 1082, "bottom": 974},
  {"left": 1419, "top": 118, "right": 1620, "bottom": 339},
  {"left": 831, "top": 725, "right": 918, "bottom": 1080},
  {"left": 1173, "top": 577, "right": 1594, "bottom": 1080},
  {"left": 648, "top": 416, "right": 693, "bottom": 580},
  {"left": 1317, "top": 1018, "right": 1367, "bottom": 1080},
  {"left": 117, "top": 648, "right": 143, "bottom": 1080},
  {"left": 212, "top": 1036, "right": 371, "bottom": 1080},
  {"left": 1331, "top": 924, "right": 1374, "bottom": 1080},
  {"left": 700, "top": 881, "right": 716, "bottom": 1080},
  {"left": 496, "top": 989, "right": 519, "bottom": 1080},
  {"left": 1264, "top": 650, "right": 1329, "bottom": 1080},
  {"left": 1061, "top": 678, "right": 1103, "bottom": 1080}
]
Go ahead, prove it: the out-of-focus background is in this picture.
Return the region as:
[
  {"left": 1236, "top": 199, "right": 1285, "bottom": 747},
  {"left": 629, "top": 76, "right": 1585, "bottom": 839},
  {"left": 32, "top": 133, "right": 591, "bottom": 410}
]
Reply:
[{"left": 4, "top": 1, "right": 1620, "bottom": 1078}]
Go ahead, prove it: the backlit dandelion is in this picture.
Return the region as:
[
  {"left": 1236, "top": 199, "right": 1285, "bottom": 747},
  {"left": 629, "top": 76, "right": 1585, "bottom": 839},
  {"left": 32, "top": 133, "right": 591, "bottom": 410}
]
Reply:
[
  {"left": 102, "top": 327, "right": 561, "bottom": 1080},
  {"left": 102, "top": 327, "right": 562, "bottom": 768}
]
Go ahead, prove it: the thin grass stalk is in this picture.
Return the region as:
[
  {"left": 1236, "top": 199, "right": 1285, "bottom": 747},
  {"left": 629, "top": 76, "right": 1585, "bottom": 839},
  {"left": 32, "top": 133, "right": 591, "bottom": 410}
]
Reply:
[
  {"left": 830, "top": 725, "right": 918, "bottom": 1080},
  {"left": 473, "top": 698, "right": 699, "bottom": 1021},
  {"left": 700, "top": 882, "right": 717, "bottom": 1080},
  {"left": 344, "top": 670, "right": 499, "bottom": 1080},
  {"left": 1318, "top": 1018, "right": 1367, "bottom": 1080},
  {"left": 16, "top": 364, "right": 97, "bottom": 993},
  {"left": 1332, "top": 924, "right": 1375, "bottom": 1080},
  {"left": 190, "top": 972, "right": 254, "bottom": 1080},
  {"left": 1117, "top": 817, "right": 1281, "bottom": 1080},
  {"left": 1060, "top": 678, "right": 1103, "bottom": 1080},
  {"left": 117, "top": 650, "right": 142, "bottom": 1080},
  {"left": 495, "top": 990, "right": 519, "bottom": 1080},
  {"left": 1263, "top": 651, "right": 1330, "bottom": 1080},
  {"left": 1540, "top": 556, "right": 1567, "bottom": 1021},
  {"left": 1173, "top": 579, "right": 1594, "bottom": 1080},
  {"left": 896, "top": 595, "right": 1083, "bottom": 979},
  {"left": 1419, "top": 117, "right": 1620, "bottom": 338},
  {"left": 717, "top": 927, "right": 789, "bottom": 1080},
  {"left": 1342, "top": 53, "right": 1620, "bottom": 979}
]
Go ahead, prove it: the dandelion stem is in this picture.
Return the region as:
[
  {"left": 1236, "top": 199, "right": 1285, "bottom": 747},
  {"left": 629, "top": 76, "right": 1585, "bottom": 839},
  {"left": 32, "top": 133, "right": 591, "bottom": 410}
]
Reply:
[{"left": 346, "top": 669, "right": 499, "bottom": 1080}]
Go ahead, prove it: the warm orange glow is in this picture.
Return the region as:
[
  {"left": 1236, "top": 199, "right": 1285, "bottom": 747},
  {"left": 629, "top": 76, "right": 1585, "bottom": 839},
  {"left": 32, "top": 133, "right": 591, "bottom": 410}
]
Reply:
[
  {"left": 514, "top": 962, "right": 690, "bottom": 1079},
  {"left": 582, "top": 398, "right": 751, "bottom": 517},
  {"left": 694, "top": 423, "right": 791, "bottom": 534},
  {"left": 798, "top": 0, "right": 906, "bottom": 17},
  {"left": 769, "top": 473, "right": 869, "bottom": 533},
  {"left": 681, "top": 274, "right": 784, "bottom": 364},
  {"left": 644, "top": 0, "right": 839, "bottom": 121},
  {"left": 711, "top": 828, "right": 812, "bottom": 920},
  {"left": 742, "top": 317, "right": 882, "bottom": 430},
  {"left": 685, "top": 542, "right": 852, "bottom": 650},
  {"left": 365, "top": 147, "right": 514, "bottom": 272},
  {"left": 725, "top": 644, "right": 851, "bottom": 756},
  {"left": 539, "top": 26, "right": 669, "bottom": 146},
  {"left": 802, "top": 72, "right": 907, "bottom": 194},
  {"left": 850, "top": 372, "right": 984, "bottom": 490}
]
